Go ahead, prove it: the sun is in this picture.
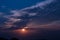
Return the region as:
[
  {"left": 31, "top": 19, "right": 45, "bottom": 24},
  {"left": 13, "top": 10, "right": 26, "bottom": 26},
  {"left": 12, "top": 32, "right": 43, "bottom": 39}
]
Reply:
[{"left": 21, "top": 29, "right": 26, "bottom": 32}]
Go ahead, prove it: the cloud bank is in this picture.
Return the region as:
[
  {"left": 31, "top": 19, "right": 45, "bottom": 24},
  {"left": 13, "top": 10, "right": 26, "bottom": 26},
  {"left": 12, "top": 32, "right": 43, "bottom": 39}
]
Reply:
[{"left": 0, "top": 0, "right": 60, "bottom": 30}]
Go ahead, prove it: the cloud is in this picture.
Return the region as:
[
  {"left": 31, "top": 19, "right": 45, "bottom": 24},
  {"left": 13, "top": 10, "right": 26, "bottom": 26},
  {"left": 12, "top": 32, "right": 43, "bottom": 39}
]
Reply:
[
  {"left": 9, "top": 0, "right": 56, "bottom": 18},
  {"left": 4, "top": 18, "right": 22, "bottom": 28},
  {"left": 26, "top": 20, "right": 60, "bottom": 30},
  {"left": 17, "top": 0, "right": 57, "bottom": 17},
  {"left": 0, "top": 0, "right": 60, "bottom": 30},
  {"left": 10, "top": 10, "right": 37, "bottom": 17},
  {"left": 21, "top": 0, "right": 55, "bottom": 10},
  {"left": 0, "top": 12, "right": 5, "bottom": 17},
  {"left": 10, "top": 10, "right": 23, "bottom": 16}
]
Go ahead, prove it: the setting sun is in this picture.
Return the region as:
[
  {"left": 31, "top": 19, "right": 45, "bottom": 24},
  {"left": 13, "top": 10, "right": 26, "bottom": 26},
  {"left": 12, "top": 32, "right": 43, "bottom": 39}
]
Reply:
[{"left": 21, "top": 29, "right": 26, "bottom": 32}]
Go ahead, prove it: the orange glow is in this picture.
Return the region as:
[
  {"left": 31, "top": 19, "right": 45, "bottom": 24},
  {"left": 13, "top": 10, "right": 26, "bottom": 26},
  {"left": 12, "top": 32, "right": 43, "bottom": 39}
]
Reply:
[{"left": 21, "top": 29, "right": 26, "bottom": 32}]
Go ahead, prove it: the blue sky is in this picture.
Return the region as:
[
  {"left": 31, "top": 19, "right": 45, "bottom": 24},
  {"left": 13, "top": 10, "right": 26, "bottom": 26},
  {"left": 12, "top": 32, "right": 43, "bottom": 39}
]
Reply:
[{"left": 0, "top": 0, "right": 44, "bottom": 10}]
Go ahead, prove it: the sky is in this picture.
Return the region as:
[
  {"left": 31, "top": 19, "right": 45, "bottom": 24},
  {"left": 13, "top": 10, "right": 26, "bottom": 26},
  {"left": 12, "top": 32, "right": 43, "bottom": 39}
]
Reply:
[
  {"left": 0, "top": 0, "right": 60, "bottom": 40},
  {"left": 0, "top": 0, "right": 45, "bottom": 29},
  {"left": 0, "top": 0, "right": 60, "bottom": 30},
  {"left": 0, "top": 0, "right": 44, "bottom": 10}
]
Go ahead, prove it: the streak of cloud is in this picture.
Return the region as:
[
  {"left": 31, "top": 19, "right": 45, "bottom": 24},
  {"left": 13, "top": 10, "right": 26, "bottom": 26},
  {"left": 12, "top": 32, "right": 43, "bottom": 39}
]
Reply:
[
  {"left": 21, "top": 0, "right": 55, "bottom": 10},
  {"left": 26, "top": 21, "right": 60, "bottom": 29}
]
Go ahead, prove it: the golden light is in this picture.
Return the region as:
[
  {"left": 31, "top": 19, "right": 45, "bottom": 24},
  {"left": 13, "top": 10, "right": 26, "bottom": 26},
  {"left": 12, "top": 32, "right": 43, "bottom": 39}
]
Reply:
[
  {"left": 21, "top": 29, "right": 26, "bottom": 32},
  {"left": 12, "top": 28, "right": 36, "bottom": 36}
]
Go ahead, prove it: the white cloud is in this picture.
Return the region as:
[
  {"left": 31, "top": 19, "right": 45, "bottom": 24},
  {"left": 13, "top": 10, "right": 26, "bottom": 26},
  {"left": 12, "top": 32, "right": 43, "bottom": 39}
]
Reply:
[
  {"left": 10, "top": 10, "right": 37, "bottom": 17},
  {"left": 21, "top": 0, "right": 55, "bottom": 10},
  {"left": 29, "top": 13, "right": 37, "bottom": 16},
  {"left": 10, "top": 10, "right": 21, "bottom": 16},
  {"left": 9, "top": 0, "right": 56, "bottom": 18},
  {"left": 9, "top": 0, "right": 55, "bottom": 18},
  {"left": 8, "top": 18, "right": 22, "bottom": 23}
]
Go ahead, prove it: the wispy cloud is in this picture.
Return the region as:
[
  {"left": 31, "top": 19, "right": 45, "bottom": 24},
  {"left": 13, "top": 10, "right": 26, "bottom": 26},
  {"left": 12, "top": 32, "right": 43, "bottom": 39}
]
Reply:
[
  {"left": 0, "top": 12, "right": 5, "bottom": 17},
  {"left": 10, "top": 0, "right": 56, "bottom": 17},
  {"left": 26, "top": 21, "right": 60, "bottom": 30},
  {"left": 21, "top": 0, "right": 55, "bottom": 10}
]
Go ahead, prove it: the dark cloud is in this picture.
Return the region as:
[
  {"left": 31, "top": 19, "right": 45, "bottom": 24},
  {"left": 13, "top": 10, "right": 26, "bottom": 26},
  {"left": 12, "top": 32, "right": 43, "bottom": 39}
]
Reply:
[{"left": 20, "top": 0, "right": 60, "bottom": 29}]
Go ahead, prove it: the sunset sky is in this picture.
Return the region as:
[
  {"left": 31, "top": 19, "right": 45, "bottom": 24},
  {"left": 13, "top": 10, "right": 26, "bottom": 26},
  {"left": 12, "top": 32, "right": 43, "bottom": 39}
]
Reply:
[{"left": 0, "top": 0, "right": 60, "bottom": 40}]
